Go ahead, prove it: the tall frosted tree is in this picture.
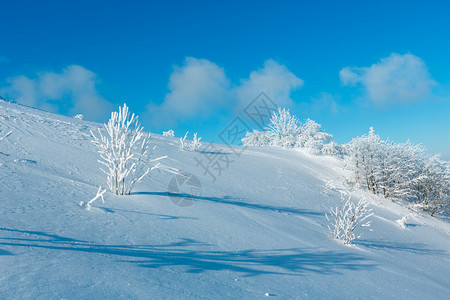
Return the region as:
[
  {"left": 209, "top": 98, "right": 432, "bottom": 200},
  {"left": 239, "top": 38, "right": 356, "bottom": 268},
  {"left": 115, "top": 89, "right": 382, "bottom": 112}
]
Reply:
[
  {"left": 266, "top": 107, "right": 300, "bottom": 147},
  {"left": 347, "top": 127, "right": 383, "bottom": 194},
  {"left": 296, "top": 119, "right": 333, "bottom": 154}
]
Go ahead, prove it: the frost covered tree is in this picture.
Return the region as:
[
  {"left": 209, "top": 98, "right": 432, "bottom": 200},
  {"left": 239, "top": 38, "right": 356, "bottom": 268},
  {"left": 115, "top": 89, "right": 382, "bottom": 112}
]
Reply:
[
  {"left": 413, "top": 155, "right": 450, "bottom": 216},
  {"left": 266, "top": 107, "right": 300, "bottom": 147},
  {"left": 240, "top": 107, "right": 342, "bottom": 157},
  {"left": 326, "top": 194, "right": 373, "bottom": 245},
  {"left": 346, "top": 129, "right": 412, "bottom": 197},
  {"left": 321, "top": 142, "right": 345, "bottom": 157},
  {"left": 295, "top": 119, "right": 333, "bottom": 154},
  {"left": 346, "top": 127, "right": 384, "bottom": 194},
  {"left": 242, "top": 107, "right": 340, "bottom": 155},
  {"left": 380, "top": 141, "right": 424, "bottom": 199},
  {"left": 242, "top": 130, "right": 272, "bottom": 146},
  {"left": 346, "top": 127, "right": 450, "bottom": 216},
  {"left": 91, "top": 104, "right": 164, "bottom": 196}
]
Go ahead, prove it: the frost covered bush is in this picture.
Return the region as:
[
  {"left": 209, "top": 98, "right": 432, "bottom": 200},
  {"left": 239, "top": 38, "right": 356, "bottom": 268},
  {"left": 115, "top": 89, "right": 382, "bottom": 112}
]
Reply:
[
  {"left": 79, "top": 186, "right": 106, "bottom": 209},
  {"left": 91, "top": 104, "right": 164, "bottom": 195},
  {"left": 413, "top": 156, "right": 450, "bottom": 216},
  {"left": 396, "top": 216, "right": 408, "bottom": 229},
  {"left": 321, "top": 142, "right": 345, "bottom": 157},
  {"left": 180, "top": 132, "right": 188, "bottom": 150},
  {"left": 163, "top": 129, "right": 174, "bottom": 137},
  {"left": 241, "top": 107, "right": 340, "bottom": 156},
  {"left": 296, "top": 119, "right": 333, "bottom": 154},
  {"left": 179, "top": 131, "right": 202, "bottom": 151},
  {"left": 189, "top": 133, "right": 202, "bottom": 151},
  {"left": 241, "top": 130, "right": 272, "bottom": 146},
  {"left": 346, "top": 127, "right": 450, "bottom": 216},
  {"left": 326, "top": 195, "right": 373, "bottom": 245}
]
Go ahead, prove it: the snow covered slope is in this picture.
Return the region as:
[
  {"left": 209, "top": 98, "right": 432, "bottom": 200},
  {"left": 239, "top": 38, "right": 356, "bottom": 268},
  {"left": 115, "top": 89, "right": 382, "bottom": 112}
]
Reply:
[{"left": 1, "top": 99, "right": 449, "bottom": 299}]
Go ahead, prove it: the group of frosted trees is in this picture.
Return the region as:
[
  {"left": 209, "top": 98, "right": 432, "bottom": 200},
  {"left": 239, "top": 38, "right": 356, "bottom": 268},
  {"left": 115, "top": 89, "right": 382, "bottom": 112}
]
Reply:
[
  {"left": 242, "top": 108, "right": 343, "bottom": 156},
  {"left": 91, "top": 103, "right": 448, "bottom": 216},
  {"left": 242, "top": 107, "right": 450, "bottom": 217},
  {"left": 347, "top": 128, "right": 450, "bottom": 216}
]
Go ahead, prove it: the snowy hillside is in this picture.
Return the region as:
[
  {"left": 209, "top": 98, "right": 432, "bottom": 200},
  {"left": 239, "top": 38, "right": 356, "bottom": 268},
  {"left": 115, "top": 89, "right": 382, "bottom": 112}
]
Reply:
[{"left": 1, "top": 99, "right": 449, "bottom": 299}]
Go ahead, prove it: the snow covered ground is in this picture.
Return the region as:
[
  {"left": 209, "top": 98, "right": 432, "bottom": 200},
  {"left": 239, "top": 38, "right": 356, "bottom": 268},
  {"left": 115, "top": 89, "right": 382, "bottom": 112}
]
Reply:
[{"left": 0, "top": 99, "right": 449, "bottom": 299}]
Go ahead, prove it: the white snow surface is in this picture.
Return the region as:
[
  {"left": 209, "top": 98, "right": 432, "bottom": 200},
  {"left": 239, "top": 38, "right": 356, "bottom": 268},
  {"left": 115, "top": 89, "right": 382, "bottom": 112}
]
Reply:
[{"left": 0, "top": 100, "right": 449, "bottom": 299}]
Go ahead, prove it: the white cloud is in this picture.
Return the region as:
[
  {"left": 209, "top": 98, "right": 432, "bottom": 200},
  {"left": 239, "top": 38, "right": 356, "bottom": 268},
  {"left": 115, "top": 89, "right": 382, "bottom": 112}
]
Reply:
[
  {"left": 235, "top": 59, "right": 303, "bottom": 108},
  {"left": 147, "top": 58, "right": 303, "bottom": 127},
  {"left": 340, "top": 53, "right": 435, "bottom": 104},
  {"left": 3, "top": 75, "right": 38, "bottom": 107},
  {"left": 148, "top": 57, "right": 230, "bottom": 126},
  {"left": 310, "top": 92, "right": 340, "bottom": 114},
  {"left": 339, "top": 67, "right": 361, "bottom": 86},
  {"left": 0, "top": 65, "right": 112, "bottom": 120}
]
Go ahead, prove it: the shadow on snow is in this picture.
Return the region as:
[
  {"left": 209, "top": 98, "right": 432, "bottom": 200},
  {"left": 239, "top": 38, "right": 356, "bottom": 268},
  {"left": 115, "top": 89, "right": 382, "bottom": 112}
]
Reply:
[
  {"left": 1, "top": 228, "right": 374, "bottom": 277},
  {"left": 355, "top": 239, "right": 447, "bottom": 255},
  {"left": 131, "top": 191, "right": 323, "bottom": 217}
]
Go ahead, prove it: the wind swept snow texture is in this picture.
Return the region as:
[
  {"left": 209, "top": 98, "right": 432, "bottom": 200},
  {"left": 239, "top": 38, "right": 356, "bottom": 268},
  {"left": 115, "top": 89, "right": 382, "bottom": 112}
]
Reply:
[{"left": 0, "top": 99, "right": 449, "bottom": 299}]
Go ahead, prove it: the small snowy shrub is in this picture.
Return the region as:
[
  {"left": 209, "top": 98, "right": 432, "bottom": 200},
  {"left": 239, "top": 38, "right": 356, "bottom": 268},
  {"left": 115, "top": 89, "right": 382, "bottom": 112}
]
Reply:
[
  {"left": 326, "top": 195, "right": 373, "bottom": 245},
  {"left": 396, "top": 216, "right": 408, "bottom": 229},
  {"left": 180, "top": 131, "right": 189, "bottom": 150},
  {"left": 179, "top": 131, "right": 202, "bottom": 151},
  {"left": 80, "top": 186, "right": 107, "bottom": 209},
  {"left": 91, "top": 104, "right": 164, "bottom": 195},
  {"left": 189, "top": 133, "right": 202, "bottom": 151},
  {"left": 73, "top": 114, "right": 84, "bottom": 120},
  {"left": 163, "top": 129, "right": 175, "bottom": 137}
]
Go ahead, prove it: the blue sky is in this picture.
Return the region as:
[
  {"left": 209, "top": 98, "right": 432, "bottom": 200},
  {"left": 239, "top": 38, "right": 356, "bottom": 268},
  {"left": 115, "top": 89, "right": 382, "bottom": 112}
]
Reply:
[{"left": 1, "top": 0, "right": 449, "bottom": 158}]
